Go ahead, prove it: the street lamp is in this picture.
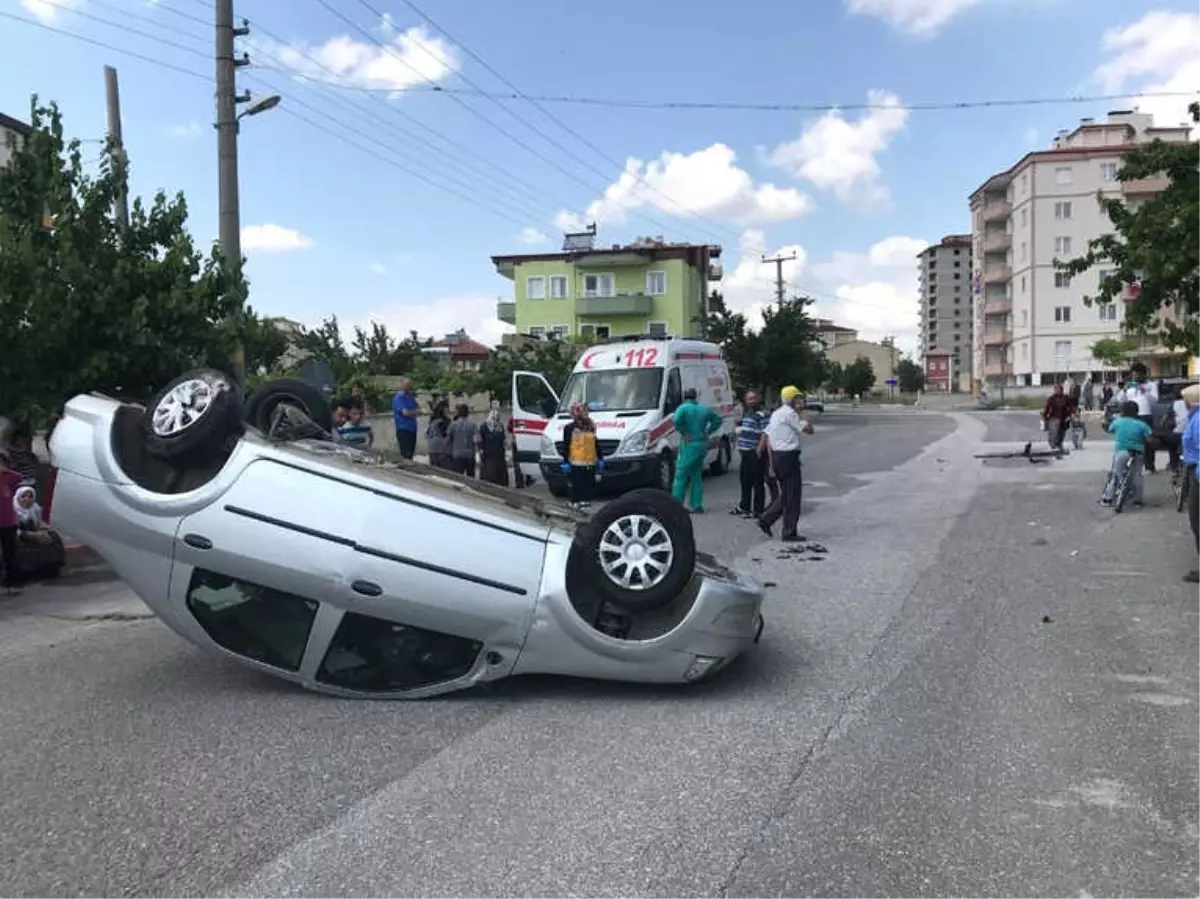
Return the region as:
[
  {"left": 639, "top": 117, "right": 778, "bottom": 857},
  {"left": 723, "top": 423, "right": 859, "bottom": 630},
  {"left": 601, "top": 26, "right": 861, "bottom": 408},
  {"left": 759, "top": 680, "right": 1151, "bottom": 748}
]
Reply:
[{"left": 237, "top": 93, "right": 281, "bottom": 121}]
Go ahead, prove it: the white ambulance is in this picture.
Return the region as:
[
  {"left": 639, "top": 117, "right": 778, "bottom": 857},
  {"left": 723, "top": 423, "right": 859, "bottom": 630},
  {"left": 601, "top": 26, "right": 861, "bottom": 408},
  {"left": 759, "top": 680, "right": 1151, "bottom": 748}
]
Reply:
[{"left": 509, "top": 336, "right": 738, "bottom": 498}]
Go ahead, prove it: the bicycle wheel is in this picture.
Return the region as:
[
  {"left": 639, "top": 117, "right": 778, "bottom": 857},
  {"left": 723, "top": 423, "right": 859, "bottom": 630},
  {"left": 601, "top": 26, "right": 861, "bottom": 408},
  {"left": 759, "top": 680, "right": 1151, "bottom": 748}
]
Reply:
[{"left": 1114, "top": 467, "right": 1131, "bottom": 513}]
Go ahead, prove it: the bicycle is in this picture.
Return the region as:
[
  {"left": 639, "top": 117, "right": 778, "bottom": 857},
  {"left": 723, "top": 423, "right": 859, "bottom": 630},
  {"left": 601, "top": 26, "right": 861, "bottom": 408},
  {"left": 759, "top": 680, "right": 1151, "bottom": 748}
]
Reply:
[
  {"left": 1170, "top": 461, "right": 1191, "bottom": 513},
  {"left": 1111, "top": 450, "right": 1144, "bottom": 513}
]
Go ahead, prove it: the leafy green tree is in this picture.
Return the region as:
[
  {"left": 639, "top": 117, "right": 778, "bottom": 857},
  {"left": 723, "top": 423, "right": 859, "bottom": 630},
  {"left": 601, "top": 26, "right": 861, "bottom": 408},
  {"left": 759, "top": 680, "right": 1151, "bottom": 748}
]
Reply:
[
  {"left": 469, "top": 340, "right": 578, "bottom": 402},
  {"left": 0, "top": 99, "right": 275, "bottom": 422},
  {"left": 843, "top": 355, "right": 876, "bottom": 397},
  {"left": 295, "top": 315, "right": 356, "bottom": 385},
  {"left": 822, "top": 360, "right": 845, "bottom": 392},
  {"left": 705, "top": 295, "right": 824, "bottom": 396},
  {"left": 1057, "top": 103, "right": 1199, "bottom": 354},
  {"left": 896, "top": 356, "right": 925, "bottom": 392},
  {"left": 1089, "top": 337, "right": 1138, "bottom": 368}
]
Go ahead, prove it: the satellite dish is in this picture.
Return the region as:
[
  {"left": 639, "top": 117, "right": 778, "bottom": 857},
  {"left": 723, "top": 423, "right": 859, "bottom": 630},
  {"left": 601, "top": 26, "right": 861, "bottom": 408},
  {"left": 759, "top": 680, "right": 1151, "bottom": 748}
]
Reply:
[{"left": 296, "top": 359, "right": 336, "bottom": 398}]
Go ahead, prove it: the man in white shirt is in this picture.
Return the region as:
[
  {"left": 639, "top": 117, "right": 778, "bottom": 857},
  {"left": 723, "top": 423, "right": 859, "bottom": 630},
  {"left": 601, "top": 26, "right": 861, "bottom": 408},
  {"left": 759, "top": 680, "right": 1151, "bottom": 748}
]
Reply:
[
  {"left": 1128, "top": 363, "right": 1160, "bottom": 472},
  {"left": 757, "top": 385, "right": 813, "bottom": 541}
]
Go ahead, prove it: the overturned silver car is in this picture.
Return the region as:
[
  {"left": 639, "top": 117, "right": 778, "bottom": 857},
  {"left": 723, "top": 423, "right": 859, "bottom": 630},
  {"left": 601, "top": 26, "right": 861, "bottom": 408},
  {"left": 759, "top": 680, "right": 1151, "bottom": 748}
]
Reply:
[{"left": 48, "top": 370, "right": 765, "bottom": 698}]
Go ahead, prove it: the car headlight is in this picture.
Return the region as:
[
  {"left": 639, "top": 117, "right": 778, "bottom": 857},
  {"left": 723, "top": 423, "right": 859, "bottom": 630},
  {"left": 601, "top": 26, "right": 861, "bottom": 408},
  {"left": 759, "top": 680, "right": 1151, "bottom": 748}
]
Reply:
[
  {"left": 616, "top": 430, "right": 649, "bottom": 456},
  {"left": 540, "top": 432, "right": 557, "bottom": 456}
]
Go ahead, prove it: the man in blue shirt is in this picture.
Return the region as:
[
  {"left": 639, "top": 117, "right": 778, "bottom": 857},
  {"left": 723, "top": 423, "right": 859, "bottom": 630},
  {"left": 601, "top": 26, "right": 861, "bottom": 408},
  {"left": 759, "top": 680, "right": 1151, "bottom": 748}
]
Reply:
[
  {"left": 733, "top": 391, "right": 770, "bottom": 518},
  {"left": 1101, "top": 401, "right": 1152, "bottom": 506},
  {"left": 1180, "top": 383, "right": 1199, "bottom": 583},
  {"left": 391, "top": 377, "right": 420, "bottom": 459}
]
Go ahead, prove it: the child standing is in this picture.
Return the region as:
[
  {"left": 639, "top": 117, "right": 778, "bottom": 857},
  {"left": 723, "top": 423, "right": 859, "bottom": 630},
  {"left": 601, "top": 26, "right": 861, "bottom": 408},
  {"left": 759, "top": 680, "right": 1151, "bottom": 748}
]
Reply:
[
  {"left": 1101, "top": 400, "right": 1152, "bottom": 507},
  {"left": 335, "top": 396, "right": 374, "bottom": 448}
]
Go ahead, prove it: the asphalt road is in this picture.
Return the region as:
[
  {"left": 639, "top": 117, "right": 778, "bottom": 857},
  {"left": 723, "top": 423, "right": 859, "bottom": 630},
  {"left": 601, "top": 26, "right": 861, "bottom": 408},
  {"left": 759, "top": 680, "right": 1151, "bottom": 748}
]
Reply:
[{"left": 0, "top": 408, "right": 1195, "bottom": 898}]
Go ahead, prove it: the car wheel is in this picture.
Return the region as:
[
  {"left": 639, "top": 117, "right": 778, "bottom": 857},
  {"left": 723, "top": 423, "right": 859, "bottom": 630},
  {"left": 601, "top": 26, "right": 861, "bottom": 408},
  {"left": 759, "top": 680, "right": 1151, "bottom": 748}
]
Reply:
[
  {"left": 709, "top": 438, "right": 731, "bottom": 476},
  {"left": 244, "top": 378, "right": 333, "bottom": 433},
  {"left": 653, "top": 453, "right": 674, "bottom": 492},
  {"left": 578, "top": 487, "right": 696, "bottom": 613},
  {"left": 142, "top": 369, "right": 242, "bottom": 460}
]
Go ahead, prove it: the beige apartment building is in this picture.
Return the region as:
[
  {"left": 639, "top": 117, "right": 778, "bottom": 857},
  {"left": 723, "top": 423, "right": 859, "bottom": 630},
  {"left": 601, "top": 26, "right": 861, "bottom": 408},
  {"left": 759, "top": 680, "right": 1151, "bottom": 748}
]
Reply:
[
  {"left": 969, "top": 109, "right": 1192, "bottom": 389},
  {"left": 917, "top": 234, "right": 973, "bottom": 390}
]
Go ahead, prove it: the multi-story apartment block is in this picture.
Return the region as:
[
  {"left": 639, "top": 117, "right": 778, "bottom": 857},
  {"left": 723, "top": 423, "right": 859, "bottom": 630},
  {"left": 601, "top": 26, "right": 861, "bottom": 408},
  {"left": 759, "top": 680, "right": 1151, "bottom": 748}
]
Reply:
[
  {"left": 917, "top": 234, "right": 973, "bottom": 390},
  {"left": 491, "top": 228, "right": 722, "bottom": 341},
  {"left": 969, "top": 109, "right": 1192, "bottom": 388},
  {"left": 0, "top": 111, "right": 31, "bottom": 171}
]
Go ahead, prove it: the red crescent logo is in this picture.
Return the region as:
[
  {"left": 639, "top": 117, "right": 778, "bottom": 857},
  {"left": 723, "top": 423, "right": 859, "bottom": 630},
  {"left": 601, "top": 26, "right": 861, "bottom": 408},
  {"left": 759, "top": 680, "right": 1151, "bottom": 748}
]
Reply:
[{"left": 581, "top": 352, "right": 599, "bottom": 370}]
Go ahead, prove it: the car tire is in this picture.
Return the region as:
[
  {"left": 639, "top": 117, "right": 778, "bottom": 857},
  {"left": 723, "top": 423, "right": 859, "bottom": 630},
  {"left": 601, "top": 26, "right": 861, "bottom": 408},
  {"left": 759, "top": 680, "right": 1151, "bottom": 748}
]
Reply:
[
  {"left": 709, "top": 438, "right": 731, "bottom": 476},
  {"left": 577, "top": 487, "right": 696, "bottom": 613},
  {"left": 244, "top": 378, "right": 333, "bottom": 433},
  {"left": 653, "top": 452, "right": 675, "bottom": 492},
  {"left": 142, "top": 369, "right": 242, "bottom": 461}
]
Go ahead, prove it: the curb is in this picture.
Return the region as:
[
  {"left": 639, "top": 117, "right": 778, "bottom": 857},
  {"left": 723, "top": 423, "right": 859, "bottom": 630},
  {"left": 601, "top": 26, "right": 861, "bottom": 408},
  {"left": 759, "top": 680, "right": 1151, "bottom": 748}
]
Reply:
[{"left": 63, "top": 541, "right": 103, "bottom": 569}]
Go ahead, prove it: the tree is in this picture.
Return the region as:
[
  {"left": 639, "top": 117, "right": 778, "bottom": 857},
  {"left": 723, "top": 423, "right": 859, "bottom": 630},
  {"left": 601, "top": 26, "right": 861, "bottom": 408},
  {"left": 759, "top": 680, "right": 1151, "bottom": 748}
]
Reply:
[
  {"left": 704, "top": 295, "right": 825, "bottom": 396},
  {"left": 843, "top": 356, "right": 876, "bottom": 397},
  {"left": 470, "top": 339, "right": 578, "bottom": 402},
  {"left": 1057, "top": 103, "right": 1199, "bottom": 355},
  {"left": 896, "top": 356, "right": 925, "bottom": 392},
  {"left": 1089, "top": 337, "right": 1139, "bottom": 369},
  {"left": 0, "top": 99, "right": 277, "bottom": 422},
  {"left": 822, "top": 360, "right": 845, "bottom": 392},
  {"left": 241, "top": 315, "right": 289, "bottom": 376}
]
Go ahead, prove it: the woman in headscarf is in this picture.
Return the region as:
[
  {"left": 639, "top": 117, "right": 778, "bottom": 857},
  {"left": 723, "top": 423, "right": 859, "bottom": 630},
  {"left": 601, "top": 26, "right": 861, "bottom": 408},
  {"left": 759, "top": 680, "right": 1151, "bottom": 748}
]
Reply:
[
  {"left": 425, "top": 399, "right": 451, "bottom": 469},
  {"left": 478, "top": 405, "right": 509, "bottom": 486},
  {"left": 558, "top": 402, "right": 603, "bottom": 508}
]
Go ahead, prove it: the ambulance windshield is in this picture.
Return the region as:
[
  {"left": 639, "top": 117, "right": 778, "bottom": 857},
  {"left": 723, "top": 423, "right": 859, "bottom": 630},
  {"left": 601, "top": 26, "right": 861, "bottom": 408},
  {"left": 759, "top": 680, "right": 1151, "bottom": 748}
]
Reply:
[{"left": 558, "top": 368, "right": 664, "bottom": 413}]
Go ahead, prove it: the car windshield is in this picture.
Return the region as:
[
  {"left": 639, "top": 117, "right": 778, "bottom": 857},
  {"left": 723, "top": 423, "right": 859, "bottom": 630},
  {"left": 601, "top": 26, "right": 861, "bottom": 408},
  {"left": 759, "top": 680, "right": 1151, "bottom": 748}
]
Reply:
[{"left": 558, "top": 368, "right": 664, "bottom": 413}]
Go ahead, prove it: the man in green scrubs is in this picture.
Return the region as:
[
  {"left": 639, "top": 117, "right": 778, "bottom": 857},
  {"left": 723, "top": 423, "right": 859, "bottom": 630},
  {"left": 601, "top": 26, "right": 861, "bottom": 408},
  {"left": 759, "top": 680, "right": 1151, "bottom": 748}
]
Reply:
[{"left": 671, "top": 387, "right": 723, "bottom": 513}]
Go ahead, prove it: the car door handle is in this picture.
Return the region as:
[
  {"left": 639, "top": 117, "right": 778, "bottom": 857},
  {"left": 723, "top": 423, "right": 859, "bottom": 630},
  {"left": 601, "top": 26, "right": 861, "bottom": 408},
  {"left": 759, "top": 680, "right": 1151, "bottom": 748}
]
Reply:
[
  {"left": 183, "top": 533, "right": 213, "bottom": 550},
  {"left": 351, "top": 580, "right": 383, "bottom": 597}
]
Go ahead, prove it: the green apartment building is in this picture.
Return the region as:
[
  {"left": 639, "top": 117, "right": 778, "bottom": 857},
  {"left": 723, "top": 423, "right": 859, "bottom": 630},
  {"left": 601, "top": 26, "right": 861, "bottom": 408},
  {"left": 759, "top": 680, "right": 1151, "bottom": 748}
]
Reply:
[{"left": 491, "top": 231, "right": 723, "bottom": 341}]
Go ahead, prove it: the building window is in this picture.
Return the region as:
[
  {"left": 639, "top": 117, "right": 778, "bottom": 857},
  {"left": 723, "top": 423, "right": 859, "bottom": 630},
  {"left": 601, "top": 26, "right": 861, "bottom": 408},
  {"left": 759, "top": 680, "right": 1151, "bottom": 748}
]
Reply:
[
  {"left": 1021, "top": 172, "right": 1028, "bottom": 194},
  {"left": 1054, "top": 306, "right": 1071, "bottom": 323},
  {"left": 1100, "top": 162, "right": 1118, "bottom": 183},
  {"left": 1021, "top": 343, "right": 1028, "bottom": 358},
  {"left": 526, "top": 276, "right": 546, "bottom": 300},
  {"left": 1055, "top": 166, "right": 1073, "bottom": 185},
  {"left": 1020, "top": 275, "right": 1027, "bottom": 293},
  {"left": 1021, "top": 310, "right": 1028, "bottom": 326},
  {"left": 1020, "top": 242, "right": 1027, "bottom": 262},
  {"left": 1054, "top": 236, "right": 1071, "bottom": 255},
  {"left": 528, "top": 326, "right": 546, "bottom": 338},
  {"left": 1054, "top": 272, "right": 1072, "bottom": 288},
  {"left": 646, "top": 271, "right": 667, "bottom": 295},
  {"left": 550, "top": 324, "right": 570, "bottom": 340},
  {"left": 1054, "top": 201, "right": 1073, "bottom": 220},
  {"left": 549, "top": 275, "right": 568, "bottom": 299},
  {"left": 1097, "top": 268, "right": 1114, "bottom": 287},
  {"left": 1054, "top": 340, "right": 1071, "bottom": 359},
  {"left": 647, "top": 320, "right": 669, "bottom": 337},
  {"left": 1020, "top": 208, "right": 1028, "bottom": 227},
  {"left": 583, "top": 273, "right": 614, "bottom": 297},
  {"left": 580, "top": 324, "right": 611, "bottom": 340},
  {"left": 1098, "top": 303, "right": 1117, "bottom": 321}
]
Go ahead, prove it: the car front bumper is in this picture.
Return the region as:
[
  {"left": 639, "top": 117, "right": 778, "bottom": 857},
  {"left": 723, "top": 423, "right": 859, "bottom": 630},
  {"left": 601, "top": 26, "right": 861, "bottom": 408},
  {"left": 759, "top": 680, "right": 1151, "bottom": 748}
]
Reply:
[{"left": 539, "top": 454, "right": 659, "bottom": 491}]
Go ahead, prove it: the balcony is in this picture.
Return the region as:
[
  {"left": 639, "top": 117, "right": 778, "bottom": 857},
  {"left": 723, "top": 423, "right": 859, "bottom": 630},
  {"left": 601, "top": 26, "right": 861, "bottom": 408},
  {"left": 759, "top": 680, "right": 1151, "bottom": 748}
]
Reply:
[
  {"left": 577, "top": 292, "right": 654, "bottom": 317},
  {"left": 983, "top": 297, "right": 1012, "bottom": 315},
  {"left": 982, "top": 231, "right": 1011, "bottom": 253},
  {"left": 982, "top": 199, "right": 1012, "bottom": 222},
  {"left": 1122, "top": 174, "right": 1170, "bottom": 196},
  {"left": 984, "top": 361, "right": 1007, "bottom": 377},
  {"left": 982, "top": 329, "right": 1011, "bottom": 347},
  {"left": 708, "top": 264, "right": 724, "bottom": 281},
  {"left": 496, "top": 301, "right": 516, "bottom": 325},
  {"left": 982, "top": 265, "right": 1012, "bottom": 285}
]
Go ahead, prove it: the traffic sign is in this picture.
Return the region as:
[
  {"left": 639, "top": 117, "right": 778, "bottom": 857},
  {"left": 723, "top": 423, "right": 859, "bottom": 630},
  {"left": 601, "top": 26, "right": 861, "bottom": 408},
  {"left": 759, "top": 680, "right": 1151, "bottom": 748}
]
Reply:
[{"left": 885, "top": 377, "right": 898, "bottom": 386}]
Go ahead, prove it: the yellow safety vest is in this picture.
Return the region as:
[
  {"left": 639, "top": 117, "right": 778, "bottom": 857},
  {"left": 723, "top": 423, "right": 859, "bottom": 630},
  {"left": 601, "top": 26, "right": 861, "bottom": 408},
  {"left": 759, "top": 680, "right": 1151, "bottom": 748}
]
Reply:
[{"left": 568, "top": 427, "right": 599, "bottom": 465}]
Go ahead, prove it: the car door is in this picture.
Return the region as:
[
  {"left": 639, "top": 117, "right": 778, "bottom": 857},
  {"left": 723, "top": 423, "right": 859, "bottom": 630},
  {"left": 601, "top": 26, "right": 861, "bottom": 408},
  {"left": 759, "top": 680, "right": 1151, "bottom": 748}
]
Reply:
[
  {"left": 167, "top": 458, "right": 357, "bottom": 680},
  {"left": 315, "top": 485, "right": 545, "bottom": 694},
  {"left": 511, "top": 370, "right": 560, "bottom": 480}
]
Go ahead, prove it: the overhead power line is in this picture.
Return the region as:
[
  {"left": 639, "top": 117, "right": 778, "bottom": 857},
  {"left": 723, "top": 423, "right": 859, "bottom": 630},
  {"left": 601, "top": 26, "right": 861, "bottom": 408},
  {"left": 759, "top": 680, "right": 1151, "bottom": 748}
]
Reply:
[{"left": 318, "top": 84, "right": 1200, "bottom": 115}]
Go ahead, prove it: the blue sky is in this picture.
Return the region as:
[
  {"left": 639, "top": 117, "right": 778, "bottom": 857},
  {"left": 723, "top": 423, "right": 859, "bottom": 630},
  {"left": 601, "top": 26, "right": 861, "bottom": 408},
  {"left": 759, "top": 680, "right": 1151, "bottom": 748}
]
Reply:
[{"left": 2, "top": 0, "right": 1197, "bottom": 353}]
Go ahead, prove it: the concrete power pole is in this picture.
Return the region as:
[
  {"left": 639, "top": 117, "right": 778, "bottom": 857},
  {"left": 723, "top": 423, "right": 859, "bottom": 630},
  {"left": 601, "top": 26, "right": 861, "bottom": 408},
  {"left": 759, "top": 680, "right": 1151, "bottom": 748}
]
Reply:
[
  {"left": 215, "top": 0, "right": 250, "bottom": 386},
  {"left": 103, "top": 65, "right": 129, "bottom": 233},
  {"left": 762, "top": 253, "right": 797, "bottom": 305}
]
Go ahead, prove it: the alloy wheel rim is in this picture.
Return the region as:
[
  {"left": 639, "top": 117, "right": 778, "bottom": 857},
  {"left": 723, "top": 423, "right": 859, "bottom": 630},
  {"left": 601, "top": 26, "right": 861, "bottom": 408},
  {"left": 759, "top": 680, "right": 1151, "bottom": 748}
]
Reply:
[
  {"left": 151, "top": 378, "right": 217, "bottom": 437},
  {"left": 598, "top": 513, "right": 675, "bottom": 591}
]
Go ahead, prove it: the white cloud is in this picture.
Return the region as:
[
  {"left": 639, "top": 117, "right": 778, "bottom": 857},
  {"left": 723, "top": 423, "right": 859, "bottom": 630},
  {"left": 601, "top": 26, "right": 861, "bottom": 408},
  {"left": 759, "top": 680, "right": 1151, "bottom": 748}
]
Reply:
[
  {"left": 241, "top": 224, "right": 314, "bottom": 253},
  {"left": 809, "top": 235, "right": 930, "bottom": 353},
  {"left": 767, "top": 90, "right": 908, "bottom": 211},
  {"left": 720, "top": 228, "right": 807, "bottom": 329},
  {"left": 554, "top": 143, "right": 813, "bottom": 232},
  {"left": 169, "top": 122, "right": 203, "bottom": 138},
  {"left": 1094, "top": 10, "right": 1200, "bottom": 131},
  {"left": 258, "top": 24, "right": 457, "bottom": 92},
  {"left": 20, "top": 0, "right": 76, "bottom": 23},
  {"left": 346, "top": 294, "right": 513, "bottom": 349},
  {"left": 518, "top": 227, "right": 548, "bottom": 246},
  {"left": 370, "top": 262, "right": 387, "bottom": 275},
  {"left": 844, "top": 0, "right": 981, "bottom": 35}
]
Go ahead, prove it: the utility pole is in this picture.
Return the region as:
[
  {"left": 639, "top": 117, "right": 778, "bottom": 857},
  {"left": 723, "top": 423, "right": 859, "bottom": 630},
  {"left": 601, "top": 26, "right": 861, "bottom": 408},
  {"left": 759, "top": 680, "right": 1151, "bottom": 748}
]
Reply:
[
  {"left": 762, "top": 252, "right": 797, "bottom": 305},
  {"left": 216, "top": 0, "right": 251, "bottom": 386},
  {"left": 103, "top": 65, "right": 129, "bottom": 233}
]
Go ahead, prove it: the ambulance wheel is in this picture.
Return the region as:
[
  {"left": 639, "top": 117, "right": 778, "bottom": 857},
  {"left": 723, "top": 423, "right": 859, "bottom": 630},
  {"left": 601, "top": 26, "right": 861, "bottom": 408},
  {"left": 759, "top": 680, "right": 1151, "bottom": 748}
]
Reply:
[
  {"left": 653, "top": 453, "right": 675, "bottom": 492},
  {"left": 709, "top": 438, "right": 732, "bottom": 476}
]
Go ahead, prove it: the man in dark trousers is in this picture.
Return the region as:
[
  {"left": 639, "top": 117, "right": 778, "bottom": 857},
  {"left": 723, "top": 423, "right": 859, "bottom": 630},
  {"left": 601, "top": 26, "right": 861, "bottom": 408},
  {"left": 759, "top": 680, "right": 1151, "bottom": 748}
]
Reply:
[
  {"left": 733, "top": 391, "right": 769, "bottom": 518},
  {"left": 758, "top": 386, "right": 813, "bottom": 541}
]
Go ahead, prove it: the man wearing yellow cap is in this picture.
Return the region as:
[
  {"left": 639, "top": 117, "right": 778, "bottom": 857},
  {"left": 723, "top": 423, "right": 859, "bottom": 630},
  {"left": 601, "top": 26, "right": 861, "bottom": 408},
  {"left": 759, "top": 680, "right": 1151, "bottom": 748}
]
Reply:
[{"left": 759, "top": 385, "right": 814, "bottom": 540}]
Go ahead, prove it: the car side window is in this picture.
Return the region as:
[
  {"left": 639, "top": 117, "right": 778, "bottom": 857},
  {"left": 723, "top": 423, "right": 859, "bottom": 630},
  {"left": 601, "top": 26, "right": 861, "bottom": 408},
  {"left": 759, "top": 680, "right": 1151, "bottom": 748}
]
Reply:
[
  {"left": 663, "top": 368, "right": 683, "bottom": 414},
  {"left": 316, "top": 611, "right": 483, "bottom": 692},
  {"left": 186, "top": 569, "right": 319, "bottom": 672}
]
